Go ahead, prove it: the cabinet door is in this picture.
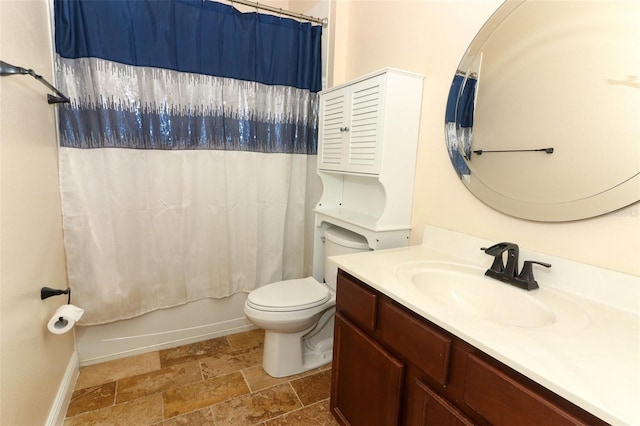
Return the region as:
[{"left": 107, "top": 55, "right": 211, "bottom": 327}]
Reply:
[
  {"left": 413, "top": 380, "right": 476, "bottom": 426},
  {"left": 318, "top": 74, "right": 386, "bottom": 175},
  {"left": 318, "top": 89, "right": 347, "bottom": 171},
  {"left": 344, "top": 75, "right": 385, "bottom": 174},
  {"left": 331, "top": 313, "right": 404, "bottom": 426}
]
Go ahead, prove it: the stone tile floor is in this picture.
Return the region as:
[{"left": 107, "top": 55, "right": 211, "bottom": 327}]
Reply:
[{"left": 64, "top": 329, "right": 339, "bottom": 425}]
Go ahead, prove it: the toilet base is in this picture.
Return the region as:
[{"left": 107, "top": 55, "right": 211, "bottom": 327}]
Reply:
[{"left": 262, "top": 328, "right": 333, "bottom": 378}]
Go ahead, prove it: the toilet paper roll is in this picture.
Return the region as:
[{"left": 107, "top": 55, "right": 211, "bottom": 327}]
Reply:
[{"left": 47, "top": 304, "right": 85, "bottom": 334}]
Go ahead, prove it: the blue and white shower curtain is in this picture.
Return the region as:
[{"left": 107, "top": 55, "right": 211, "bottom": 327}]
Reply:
[{"left": 54, "top": 0, "right": 322, "bottom": 325}]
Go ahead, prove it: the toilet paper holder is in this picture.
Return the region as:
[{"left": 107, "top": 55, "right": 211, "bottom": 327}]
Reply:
[{"left": 41, "top": 287, "right": 71, "bottom": 304}]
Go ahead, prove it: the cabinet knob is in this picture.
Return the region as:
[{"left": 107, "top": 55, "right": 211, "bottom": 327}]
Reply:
[{"left": 340, "top": 126, "right": 350, "bottom": 132}]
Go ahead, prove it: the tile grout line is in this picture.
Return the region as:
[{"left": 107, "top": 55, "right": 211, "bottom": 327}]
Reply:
[
  {"left": 209, "top": 405, "right": 218, "bottom": 426},
  {"left": 288, "top": 381, "right": 305, "bottom": 409},
  {"left": 113, "top": 380, "right": 119, "bottom": 408},
  {"left": 172, "top": 367, "right": 258, "bottom": 422},
  {"left": 240, "top": 368, "right": 252, "bottom": 394},
  {"left": 198, "top": 358, "right": 206, "bottom": 381},
  {"left": 211, "top": 374, "right": 302, "bottom": 426},
  {"left": 160, "top": 387, "right": 166, "bottom": 422},
  {"left": 258, "top": 396, "right": 333, "bottom": 425}
]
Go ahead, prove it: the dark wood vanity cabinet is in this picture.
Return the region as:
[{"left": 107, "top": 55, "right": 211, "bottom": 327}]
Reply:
[{"left": 330, "top": 270, "right": 608, "bottom": 426}]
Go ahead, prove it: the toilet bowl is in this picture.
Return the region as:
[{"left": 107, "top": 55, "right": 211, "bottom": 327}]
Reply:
[{"left": 243, "top": 226, "right": 370, "bottom": 377}]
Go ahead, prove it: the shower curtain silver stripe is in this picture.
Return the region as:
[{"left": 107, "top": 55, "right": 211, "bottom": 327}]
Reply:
[
  {"left": 220, "top": 0, "right": 328, "bottom": 26},
  {"left": 55, "top": 56, "right": 319, "bottom": 151},
  {"left": 56, "top": 57, "right": 318, "bottom": 123}
]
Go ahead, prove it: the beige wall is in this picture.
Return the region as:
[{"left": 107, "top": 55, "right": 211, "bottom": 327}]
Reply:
[
  {"left": 0, "top": 2, "right": 637, "bottom": 423},
  {"left": 0, "top": 1, "right": 75, "bottom": 424},
  {"left": 329, "top": 0, "right": 639, "bottom": 276}
]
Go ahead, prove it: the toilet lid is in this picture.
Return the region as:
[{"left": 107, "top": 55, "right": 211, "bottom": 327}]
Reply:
[{"left": 247, "top": 277, "right": 330, "bottom": 312}]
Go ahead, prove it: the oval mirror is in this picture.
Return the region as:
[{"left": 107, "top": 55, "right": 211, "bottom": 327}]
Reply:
[{"left": 445, "top": 0, "right": 640, "bottom": 221}]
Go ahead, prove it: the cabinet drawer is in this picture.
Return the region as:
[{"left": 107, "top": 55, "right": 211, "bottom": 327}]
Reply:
[
  {"left": 378, "top": 299, "right": 452, "bottom": 386},
  {"left": 336, "top": 271, "right": 377, "bottom": 332},
  {"left": 464, "top": 354, "right": 590, "bottom": 426}
]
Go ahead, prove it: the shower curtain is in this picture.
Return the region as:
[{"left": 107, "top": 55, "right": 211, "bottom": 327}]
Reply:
[{"left": 53, "top": 0, "right": 322, "bottom": 325}]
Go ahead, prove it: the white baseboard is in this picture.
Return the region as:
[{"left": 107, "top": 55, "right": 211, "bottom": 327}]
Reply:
[{"left": 46, "top": 351, "right": 79, "bottom": 426}]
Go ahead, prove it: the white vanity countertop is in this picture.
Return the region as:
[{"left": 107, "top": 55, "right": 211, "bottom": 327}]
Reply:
[{"left": 328, "top": 226, "right": 640, "bottom": 425}]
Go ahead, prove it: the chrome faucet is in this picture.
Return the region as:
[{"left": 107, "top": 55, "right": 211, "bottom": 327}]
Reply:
[{"left": 481, "top": 242, "right": 551, "bottom": 290}]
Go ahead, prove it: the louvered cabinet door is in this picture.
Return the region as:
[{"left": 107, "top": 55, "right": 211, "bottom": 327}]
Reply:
[
  {"left": 345, "top": 75, "right": 385, "bottom": 175},
  {"left": 318, "top": 74, "right": 387, "bottom": 175},
  {"left": 318, "top": 90, "right": 348, "bottom": 172}
]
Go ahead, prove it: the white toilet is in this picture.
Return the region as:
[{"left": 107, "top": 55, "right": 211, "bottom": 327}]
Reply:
[{"left": 243, "top": 226, "right": 370, "bottom": 377}]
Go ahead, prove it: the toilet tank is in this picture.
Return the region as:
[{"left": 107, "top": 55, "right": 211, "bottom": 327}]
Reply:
[{"left": 323, "top": 227, "right": 370, "bottom": 291}]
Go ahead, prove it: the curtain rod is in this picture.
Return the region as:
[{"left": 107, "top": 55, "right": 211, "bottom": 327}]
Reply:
[{"left": 223, "top": 0, "right": 328, "bottom": 26}]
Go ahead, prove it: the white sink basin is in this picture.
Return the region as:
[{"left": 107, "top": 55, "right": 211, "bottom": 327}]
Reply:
[{"left": 396, "top": 261, "right": 558, "bottom": 328}]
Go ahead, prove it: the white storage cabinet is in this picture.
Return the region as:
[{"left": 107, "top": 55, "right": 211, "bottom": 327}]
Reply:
[{"left": 313, "top": 68, "right": 424, "bottom": 281}]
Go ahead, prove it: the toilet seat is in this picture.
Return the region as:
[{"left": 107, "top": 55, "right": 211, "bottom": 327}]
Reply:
[{"left": 247, "top": 277, "right": 330, "bottom": 312}]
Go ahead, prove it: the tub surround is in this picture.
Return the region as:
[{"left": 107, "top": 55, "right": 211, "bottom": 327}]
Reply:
[
  {"left": 328, "top": 225, "right": 639, "bottom": 425},
  {"left": 76, "top": 294, "right": 253, "bottom": 366}
]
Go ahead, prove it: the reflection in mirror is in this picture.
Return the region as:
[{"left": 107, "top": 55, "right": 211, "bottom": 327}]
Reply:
[{"left": 445, "top": 0, "right": 640, "bottom": 221}]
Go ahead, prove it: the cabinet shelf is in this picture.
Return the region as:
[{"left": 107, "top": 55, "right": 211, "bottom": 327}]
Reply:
[
  {"left": 314, "top": 208, "right": 411, "bottom": 255},
  {"left": 315, "top": 208, "right": 380, "bottom": 231},
  {"left": 314, "top": 208, "right": 410, "bottom": 233}
]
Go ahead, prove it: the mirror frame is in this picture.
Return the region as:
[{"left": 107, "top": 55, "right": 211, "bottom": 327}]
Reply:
[{"left": 445, "top": 0, "right": 640, "bottom": 222}]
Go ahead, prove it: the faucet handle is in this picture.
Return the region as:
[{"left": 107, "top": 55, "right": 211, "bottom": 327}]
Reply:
[
  {"left": 517, "top": 260, "right": 552, "bottom": 290},
  {"left": 481, "top": 243, "right": 515, "bottom": 256},
  {"left": 481, "top": 246, "right": 505, "bottom": 273},
  {"left": 481, "top": 242, "right": 519, "bottom": 275}
]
